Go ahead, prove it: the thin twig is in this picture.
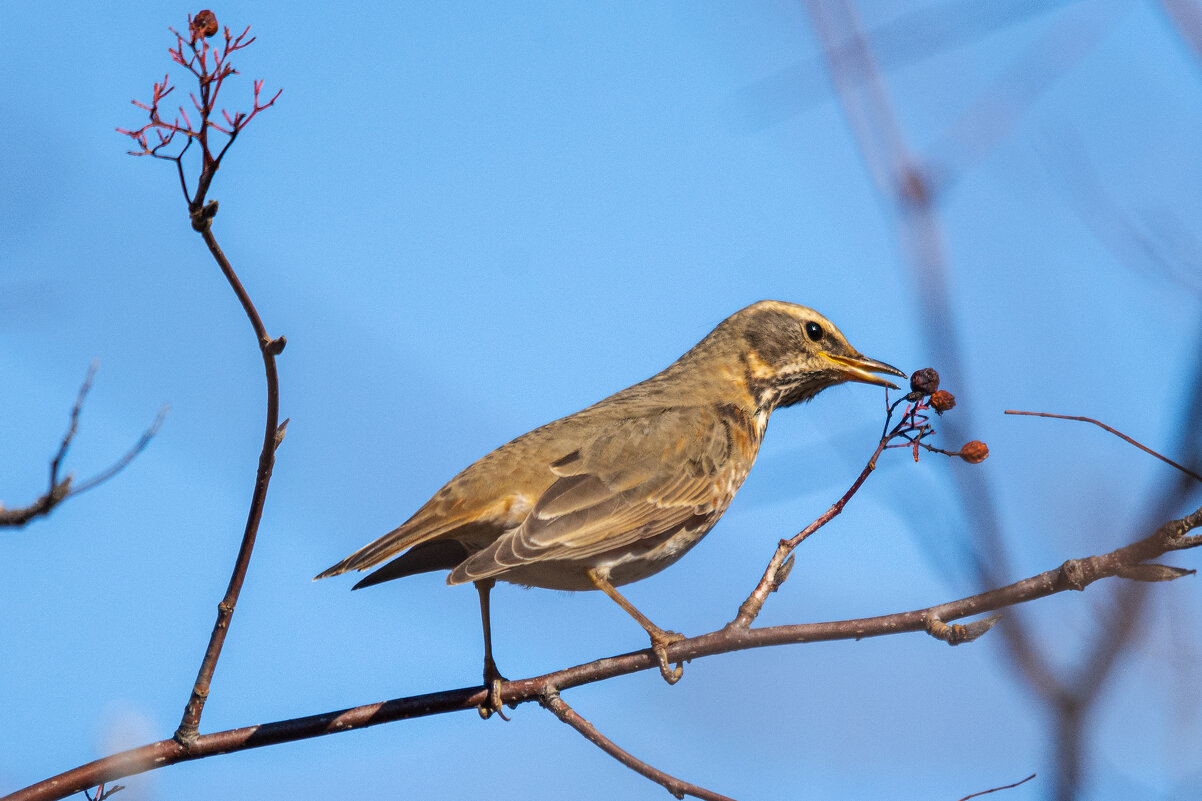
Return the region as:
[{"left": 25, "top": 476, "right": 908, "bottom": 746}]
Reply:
[
  {"left": 1, "top": 365, "right": 165, "bottom": 528},
  {"left": 174, "top": 219, "right": 285, "bottom": 745},
  {"left": 70, "top": 406, "right": 169, "bottom": 495},
  {"left": 1005, "top": 410, "right": 1202, "bottom": 483},
  {"left": 732, "top": 393, "right": 948, "bottom": 628},
  {"left": 50, "top": 360, "right": 98, "bottom": 483},
  {"left": 541, "top": 688, "right": 737, "bottom": 801},
  {"left": 956, "top": 773, "right": 1036, "bottom": 801},
  {"left": 9, "top": 502, "right": 1198, "bottom": 801},
  {"left": 731, "top": 432, "right": 888, "bottom": 628},
  {"left": 123, "top": 13, "right": 285, "bottom": 746}
]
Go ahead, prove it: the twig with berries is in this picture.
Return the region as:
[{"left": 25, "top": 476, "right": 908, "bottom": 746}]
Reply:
[
  {"left": 731, "top": 366, "right": 988, "bottom": 628},
  {"left": 884, "top": 367, "right": 988, "bottom": 465},
  {"left": 118, "top": 11, "right": 286, "bottom": 746},
  {"left": 117, "top": 9, "right": 281, "bottom": 221}
]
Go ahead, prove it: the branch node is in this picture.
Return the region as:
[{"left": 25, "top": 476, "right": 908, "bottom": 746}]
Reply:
[
  {"left": 265, "top": 334, "right": 287, "bottom": 355},
  {"left": 50, "top": 476, "right": 74, "bottom": 503},
  {"left": 190, "top": 199, "right": 219, "bottom": 231},
  {"left": 538, "top": 684, "right": 560, "bottom": 708},
  {"left": 1163, "top": 507, "right": 1202, "bottom": 546},
  {"left": 1059, "top": 558, "right": 1088, "bottom": 591},
  {"left": 173, "top": 724, "right": 199, "bottom": 748},
  {"left": 770, "top": 555, "right": 795, "bottom": 592}
]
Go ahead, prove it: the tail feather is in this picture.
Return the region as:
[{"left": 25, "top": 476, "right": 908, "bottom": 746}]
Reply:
[
  {"left": 314, "top": 510, "right": 457, "bottom": 581},
  {"left": 315, "top": 498, "right": 525, "bottom": 584},
  {"left": 351, "top": 540, "right": 471, "bottom": 589}
]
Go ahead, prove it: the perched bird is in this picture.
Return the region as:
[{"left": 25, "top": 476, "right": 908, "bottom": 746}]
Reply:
[{"left": 317, "top": 300, "right": 904, "bottom": 706}]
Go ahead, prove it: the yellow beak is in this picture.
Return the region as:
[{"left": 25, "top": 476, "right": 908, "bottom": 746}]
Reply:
[{"left": 821, "top": 351, "right": 907, "bottom": 389}]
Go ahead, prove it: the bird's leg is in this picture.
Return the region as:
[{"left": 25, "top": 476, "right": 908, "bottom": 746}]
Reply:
[
  {"left": 586, "top": 568, "right": 684, "bottom": 685},
  {"left": 475, "top": 579, "right": 509, "bottom": 720}
]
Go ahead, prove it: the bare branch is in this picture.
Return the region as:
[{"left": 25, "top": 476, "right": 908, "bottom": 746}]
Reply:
[
  {"left": 8, "top": 501, "right": 1199, "bottom": 801},
  {"left": 70, "top": 406, "right": 168, "bottom": 496},
  {"left": 732, "top": 386, "right": 979, "bottom": 628},
  {"left": 956, "top": 773, "right": 1036, "bottom": 801},
  {"left": 1, "top": 364, "right": 164, "bottom": 529},
  {"left": 174, "top": 219, "right": 285, "bottom": 746},
  {"left": 1005, "top": 410, "right": 1202, "bottom": 483},
  {"left": 800, "top": 8, "right": 1200, "bottom": 798},
  {"left": 541, "top": 689, "right": 737, "bottom": 801},
  {"left": 120, "top": 12, "right": 286, "bottom": 746}
]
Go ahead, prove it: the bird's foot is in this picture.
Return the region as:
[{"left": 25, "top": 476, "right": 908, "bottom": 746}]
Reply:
[
  {"left": 650, "top": 629, "right": 686, "bottom": 685},
  {"left": 478, "top": 660, "right": 511, "bottom": 721}
]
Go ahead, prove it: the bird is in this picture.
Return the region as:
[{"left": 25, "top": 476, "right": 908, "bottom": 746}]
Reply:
[{"left": 316, "top": 300, "right": 904, "bottom": 710}]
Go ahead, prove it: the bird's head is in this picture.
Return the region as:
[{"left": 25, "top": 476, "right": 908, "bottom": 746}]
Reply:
[{"left": 716, "top": 300, "right": 906, "bottom": 412}]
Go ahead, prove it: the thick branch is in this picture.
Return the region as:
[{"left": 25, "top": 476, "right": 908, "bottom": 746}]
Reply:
[{"left": 10, "top": 502, "right": 1199, "bottom": 801}]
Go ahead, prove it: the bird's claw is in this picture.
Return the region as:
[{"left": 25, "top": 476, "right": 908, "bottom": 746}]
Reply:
[
  {"left": 657, "top": 654, "right": 684, "bottom": 684},
  {"left": 478, "top": 667, "right": 511, "bottom": 721},
  {"left": 651, "top": 630, "right": 686, "bottom": 685}
]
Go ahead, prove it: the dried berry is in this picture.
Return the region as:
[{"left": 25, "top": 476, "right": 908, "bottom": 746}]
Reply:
[
  {"left": 959, "top": 441, "right": 989, "bottom": 464},
  {"left": 909, "top": 367, "right": 940, "bottom": 396},
  {"left": 930, "top": 390, "right": 956, "bottom": 413},
  {"left": 191, "top": 9, "right": 219, "bottom": 39}
]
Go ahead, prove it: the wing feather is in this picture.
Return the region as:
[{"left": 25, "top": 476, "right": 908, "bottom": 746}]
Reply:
[
  {"left": 449, "top": 406, "right": 738, "bottom": 584},
  {"left": 314, "top": 493, "right": 531, "bottom": 579}
]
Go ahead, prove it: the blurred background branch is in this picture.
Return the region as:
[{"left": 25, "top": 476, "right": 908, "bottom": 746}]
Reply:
[{"left": 804, "top": 1, "right": 1202, "bottom": 798}]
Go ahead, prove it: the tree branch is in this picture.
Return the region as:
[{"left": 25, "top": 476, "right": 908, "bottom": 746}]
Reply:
[
  {"left": 121, "top": 12, "right": 286, "bottom": 746},
  {"left": 8, "top": 501, "right": 1199, "bottom": 801},
  {"left": 1004, "top": 410, "right": 1202, "bottom": 483},
  {"left": 541, "top": 689, "right": 737, "bottom": 801},
  {"left": 957, "top": 773, "right": 1036, "bottom": 801},
  {"left": 173, "top": 218, "right": 286, "bottom": 746},
  {"left": 1, "top": 362, "right": 165, "bottom": 529}
]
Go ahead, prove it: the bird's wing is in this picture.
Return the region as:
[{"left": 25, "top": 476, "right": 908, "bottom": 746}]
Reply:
[
  {"left": 448, "top": 405, "right": 745, "bottom": 584},
  {"left": 313, "top": 491, "right": 532, "bottom": 580}
]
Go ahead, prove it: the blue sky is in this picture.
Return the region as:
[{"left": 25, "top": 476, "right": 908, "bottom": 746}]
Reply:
[{"left": 3, "top": 2, "right": 1202, "bottom": 799}]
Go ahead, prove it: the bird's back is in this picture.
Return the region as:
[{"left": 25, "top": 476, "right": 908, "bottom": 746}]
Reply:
[{"left": 316, "top": 352, "right": 764, "bottom": 587}]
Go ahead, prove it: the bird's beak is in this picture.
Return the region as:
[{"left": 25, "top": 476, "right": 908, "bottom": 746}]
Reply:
[{"left": 821, "top": 351, "right": 907, "bottom": 389}]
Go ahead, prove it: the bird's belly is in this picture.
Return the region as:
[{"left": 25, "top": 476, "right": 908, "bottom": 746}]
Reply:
[
  {"left": 494, "top": 515, "right": 718, "bottom": 591},
  {"left": 604, "top": 523, "right": 713, "bottom": 586}
]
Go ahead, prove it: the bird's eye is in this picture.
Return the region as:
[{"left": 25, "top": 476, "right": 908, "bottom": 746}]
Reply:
[{"left": 804, "top": 321, "right": 823, "bottom": 342}]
